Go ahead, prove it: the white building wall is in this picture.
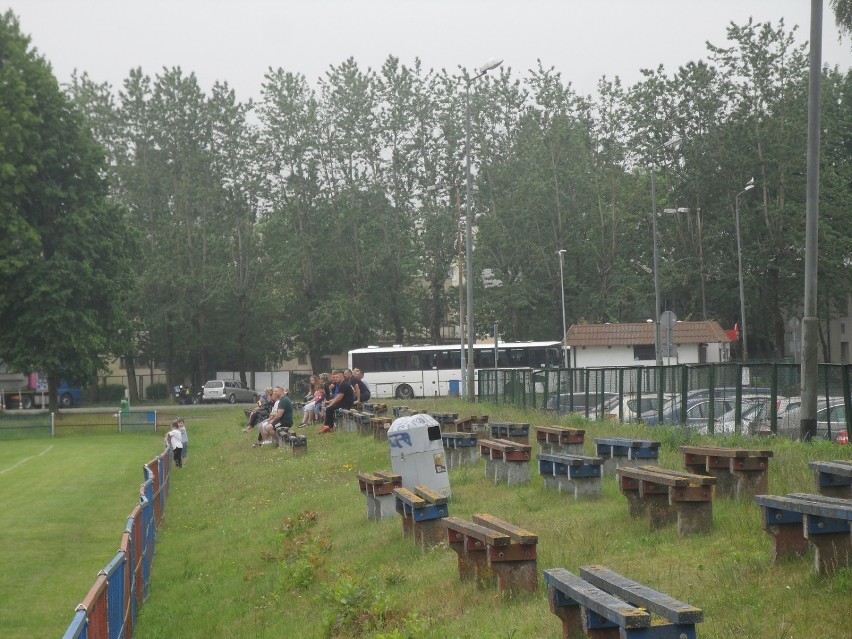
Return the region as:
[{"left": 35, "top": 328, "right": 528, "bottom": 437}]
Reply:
[{"left": 572, "top": 343, "right": 727, "bottom": 368}]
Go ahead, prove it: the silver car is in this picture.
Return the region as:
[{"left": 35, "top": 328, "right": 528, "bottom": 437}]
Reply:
[{"left": 202, "top": 379, "right": 260, "bottom": 404}]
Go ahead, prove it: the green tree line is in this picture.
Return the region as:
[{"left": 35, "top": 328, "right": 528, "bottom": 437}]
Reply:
[{"left": 2, "top": 11, "right": 851, "bottom": 400}]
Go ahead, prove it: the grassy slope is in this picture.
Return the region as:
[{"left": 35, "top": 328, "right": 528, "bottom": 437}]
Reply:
[{"left": 3, "top": 402, "right": 849, "bottom": 638}]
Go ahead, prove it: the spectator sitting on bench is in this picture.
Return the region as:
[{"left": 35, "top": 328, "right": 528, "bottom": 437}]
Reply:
[
  {"left": 244, "top": 387, "right": 274, "bottom": 433},
  {"left": 254, "top": 386, "right": 292, "bottom": 447},
  {"left": 299, "top": 375, "right": 323, "bottom": 428},
  {"left": 352, "top": 368, "right": 371, "bottom": 404},
  {"left": 320, "top": 370, "right": 354, "bottom": 434}
]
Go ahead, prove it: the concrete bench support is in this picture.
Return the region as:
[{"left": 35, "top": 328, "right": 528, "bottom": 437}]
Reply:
[
  {"left": 441, "top": 432, "right": 480, "bottom": 469},
  {"left": 537, "top": 453, "right": 603, "bottom": 500},
  {"left": 479, "top": 438, "right": 532, "bottom": 485},
  {"left": 357, "top": 471, "right": 402, "bottom": 521},
  {"left": 442, "top": 513, "right": 538, "bottom": 594},
  {"left": 754, "top": 492, "right": 852, "bottom": 574},
  {"left": 617, "top": 466, "right": 716, "bottom": 536},
  {"left": 535, "top": 425, "right": 585, "bottom": 455}
]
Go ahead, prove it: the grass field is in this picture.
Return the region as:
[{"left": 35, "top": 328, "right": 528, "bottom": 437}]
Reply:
[{"left": 2, "top": 401, "right": 850, "bottom": 638}]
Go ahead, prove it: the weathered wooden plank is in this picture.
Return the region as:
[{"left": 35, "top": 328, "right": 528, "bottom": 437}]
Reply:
[{"left": 580, "top": 565, "right": 703, "bottom": 624}]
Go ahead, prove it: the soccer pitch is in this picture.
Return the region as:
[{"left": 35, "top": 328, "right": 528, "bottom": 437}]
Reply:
[{"left": 0, "top": 432, "right": 164, "bottom": 638}]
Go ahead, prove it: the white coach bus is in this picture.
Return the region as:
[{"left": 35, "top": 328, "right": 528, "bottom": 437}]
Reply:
[{"left": 348, "top": 341, "right": 561, "bottom": 400}]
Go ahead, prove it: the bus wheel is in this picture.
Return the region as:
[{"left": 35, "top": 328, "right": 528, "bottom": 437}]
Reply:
[
  {"left": 59, "top": 393, "right": 73, "bottom": 408},
  {"left": 22, "top": 396, "right": 33, "bottom": 409},
  {"left": 395, "top": 384, "right": 414, "bottom": 400}
]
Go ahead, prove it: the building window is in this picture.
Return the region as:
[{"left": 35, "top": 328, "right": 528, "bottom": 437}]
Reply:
[
  {"left": 841, "top": 342, "right": 849, "bottom": 364},
  {"left": 841, "top": 322, "right": 846, "bottom": 335},
  {"left": 633, "top": 345, "right": 655, "bottom": 361}
]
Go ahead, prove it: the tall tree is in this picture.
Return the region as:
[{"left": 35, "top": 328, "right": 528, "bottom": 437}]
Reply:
[{"left": 0, "top": 11, "right": 135, "bottom": 409}]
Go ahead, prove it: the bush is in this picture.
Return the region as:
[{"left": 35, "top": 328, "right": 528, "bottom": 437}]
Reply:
[
  {"left": 87, "top": 384, "right": 127, "bottom": 403},
  {"left": 146, "top": 383, "right": 169, "bottom": 400}
]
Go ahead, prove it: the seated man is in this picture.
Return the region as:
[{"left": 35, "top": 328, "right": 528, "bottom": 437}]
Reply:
[{"left": 352, "top": 368, "right": 371, "bottom": 404}]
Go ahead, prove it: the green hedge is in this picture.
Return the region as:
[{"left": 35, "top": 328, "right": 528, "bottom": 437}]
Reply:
[{"left": 146, "top": 383, "right": 169, "bottom": 400}]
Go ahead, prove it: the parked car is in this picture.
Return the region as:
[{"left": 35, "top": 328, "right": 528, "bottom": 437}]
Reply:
[
  {"left": 762, "top": 398, "right": 849, "bottom": 443},
  {"left": 713, "top": 397, "right": 779, "bottom": 434},
  {"left": 604, "top": 394, "right": 668, "bottom": 423},
  {"left": 644, "top": 397, "right": 738, "bottom": 433},
  {"left": 546, "top": 392, "right": 617, "bottom": 418},
  {"left": 202, "top": 379, "right": 260, "bottom": 404}
]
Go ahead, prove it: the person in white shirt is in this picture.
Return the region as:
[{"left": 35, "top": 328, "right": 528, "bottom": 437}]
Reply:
[{"left": 164, "top": 419, "right": 184, "bottom": 468}]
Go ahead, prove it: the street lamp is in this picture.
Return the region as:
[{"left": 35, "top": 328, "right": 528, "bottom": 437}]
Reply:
[
  {"left": 556, "top": 249, "right": 568, "bottom": 368},
  {"left": 649, "top": 136, "right": 680, "bottom": 366},
  {"left": 465, "top": 56, "right": 503, "bottom": 401},
  {"left": 735, "top": 177, "right": 755, "bottom": 360},
  {"left": 426, "top": 183, "right": 466, "bottom": 395}
]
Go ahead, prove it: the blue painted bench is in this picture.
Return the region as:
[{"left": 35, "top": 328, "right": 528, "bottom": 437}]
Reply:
[
  {"left": 442, "top": 513, "right": 538, "bottom": 594},
  {"left": 537, "top": 453, "right": 603, "bottom": 500},
  {"left": 753, "top": 492, "right": 852, "bottom": 574},
  {"left": 544, "top": 564, "right": 703, "bottom": 639},
  {"left": 594, "top": 437, "right": 660, "bottom": 476},
  {"left": 441, "top": 432, "right": 479, "bottom": 468},
  {"left": 489, "top": 422, "right": 530, "bottom": 444},
  {"left": 393, "top": 485, "right": 449, "bottom": 549},
  {"left": 808, "top": 460, "right": 852, "bottom": 498}
]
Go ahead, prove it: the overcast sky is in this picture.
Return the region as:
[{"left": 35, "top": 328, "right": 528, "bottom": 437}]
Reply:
[{"left": 6, "top": 0, "right": 852, "bottom": 101}]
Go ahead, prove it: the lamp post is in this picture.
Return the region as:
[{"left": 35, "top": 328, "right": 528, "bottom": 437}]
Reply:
[
  {"left": 649, "top": 136, "right": 680, "bottom": 366},
  {"left": 465, "top": 56, "right": 503, "bottom": 401},
  {"left": 426, "top": 183, "right": 466, "bottom": 396},
  {"left": 735, "top": 177, "right": 754, "bottom": 360},
  {"left": 556, "top": 249, "right": 568, "bottom": 368}
]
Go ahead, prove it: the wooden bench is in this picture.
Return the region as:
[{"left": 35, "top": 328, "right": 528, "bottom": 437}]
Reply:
[
  {"left": 594, "top": 437, "right": 660, "bottom": 476},
  {"left": 442, "top": 514, "right": 538, "bottom": 593},
  {"left": 617, "top": 466, "right": 716, "bottom": 535},
  {"left": 441, "top": 432, "right": 479, "bottom": 468},
  {"left": 537, "top": 453, "right": 603, "bottom": 500},
  {"left": 361, "top": 402, "right": 388, "bottom": 415},
  {"left": 354, "top": 412, "right": 372, "bottom": 436},
  {"left": 489, "top": 422, "right": 530, "bottom": 444},
  {"left": 535, "top": 425, "right": 585, "bottom": 455},
  {"left": 808, "top": 460, "right": 852, "bottom": 498},
  {"left": 337, "top": 409, "right": 356, "bottom": 433},
  {"left": 753, "top": 492, "right": 852, "bottom": 574},
  {"left": 479, "top": 438, "right": 532, "bottom": 485},
  {"left": 370, "top": 416, "right": 392, "bottom": 441},
  {"left": 544, "top": 565, "right": 703, "bottom": 639},
  {"left": 282, "top": 433, "right": 307, "bottom": 456},
  {"left": 393, "top": 485, "right": 450, "bottom": 548},
  {"left": 681, "top": 445, "right": 773, "bottom": 500},
  {"left": 356, "top": 471, "right": 402, "bottom": 521},
  {"left": 429, "top": 411, "right": 459, "bottom": 426},
  {"left": 452, "top": 415, "right": 489, "bottom": 433}
]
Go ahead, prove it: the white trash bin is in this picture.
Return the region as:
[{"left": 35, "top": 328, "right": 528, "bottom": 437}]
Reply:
[{"left": 387, "top": 414, "right": 451, "bottom": 498}]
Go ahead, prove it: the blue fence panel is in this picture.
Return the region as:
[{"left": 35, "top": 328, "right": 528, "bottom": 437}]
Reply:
[
  {"left": 61, "top": 609, "right": 88, "bottom": 639},
  {"left": 102, "top": 551, "right": 127, "bottom": 639}
]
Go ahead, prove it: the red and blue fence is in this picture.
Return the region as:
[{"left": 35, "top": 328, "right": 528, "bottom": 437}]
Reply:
[{"left": 61, "top": 452, "right": 171, "bottom": 639}]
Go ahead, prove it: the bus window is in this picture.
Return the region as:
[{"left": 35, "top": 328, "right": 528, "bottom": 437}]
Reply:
[
  {"left": 509, "top": 349, "right": 526, "bottom": 366},
  {"left": 422, "top": 352, "right": 438, "bottom": 369},
  {"left": 439, "top": 350, "right": 461, "bottom": 369},
  {"left": 408, "top": 354, "right": 421, "bottom": 370}
]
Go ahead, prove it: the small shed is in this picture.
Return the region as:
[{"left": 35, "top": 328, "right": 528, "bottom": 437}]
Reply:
[{"left": 565, "top": 321, "right": 731, "bottom": 368}]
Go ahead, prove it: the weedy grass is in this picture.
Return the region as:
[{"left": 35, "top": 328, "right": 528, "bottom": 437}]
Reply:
[{"left": 2, "top": 401, "right": 849, "bottom": 638}]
